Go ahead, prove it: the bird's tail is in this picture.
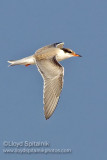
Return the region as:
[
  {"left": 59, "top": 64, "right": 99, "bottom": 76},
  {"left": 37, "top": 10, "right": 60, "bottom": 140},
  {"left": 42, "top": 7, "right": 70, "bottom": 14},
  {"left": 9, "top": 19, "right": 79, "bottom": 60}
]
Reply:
[{"left": 8, "top": 55, "right": 36, "bottom": 67}]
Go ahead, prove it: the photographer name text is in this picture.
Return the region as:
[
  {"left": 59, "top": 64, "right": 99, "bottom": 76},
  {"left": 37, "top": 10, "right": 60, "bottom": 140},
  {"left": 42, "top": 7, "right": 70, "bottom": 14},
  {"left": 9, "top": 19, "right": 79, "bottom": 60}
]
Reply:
[{"left": 3, "top": 141, "right": 50, "bottom": 148}]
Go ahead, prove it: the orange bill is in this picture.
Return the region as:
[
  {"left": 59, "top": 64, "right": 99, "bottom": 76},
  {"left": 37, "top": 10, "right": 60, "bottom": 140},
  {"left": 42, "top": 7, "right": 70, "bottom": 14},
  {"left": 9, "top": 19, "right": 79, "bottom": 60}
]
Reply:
[{"left": 72, "top": 52, "right": 82, "bottom": 57}]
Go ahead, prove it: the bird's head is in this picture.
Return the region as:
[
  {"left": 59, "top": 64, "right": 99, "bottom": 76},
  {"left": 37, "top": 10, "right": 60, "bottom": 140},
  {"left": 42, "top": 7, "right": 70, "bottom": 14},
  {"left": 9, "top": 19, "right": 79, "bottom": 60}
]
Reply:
[{"left": 56, "top": 48, "right": 82, "bottom": 61}]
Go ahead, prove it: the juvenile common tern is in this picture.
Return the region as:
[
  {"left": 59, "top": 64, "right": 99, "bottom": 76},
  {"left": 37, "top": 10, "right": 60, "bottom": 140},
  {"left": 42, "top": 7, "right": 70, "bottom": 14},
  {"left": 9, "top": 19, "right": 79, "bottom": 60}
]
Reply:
[{"left": 8, "top": 42, "right": 81, "bottom": 120}]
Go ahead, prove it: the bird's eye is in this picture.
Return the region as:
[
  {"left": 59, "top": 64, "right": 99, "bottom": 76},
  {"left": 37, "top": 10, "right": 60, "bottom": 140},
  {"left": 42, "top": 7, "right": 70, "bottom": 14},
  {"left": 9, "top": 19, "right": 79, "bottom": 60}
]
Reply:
[
  {"left": 62, "top": 48, "right": 72, "bottom": 53},
  {"left": 67, "top": 49, "right": 72, "bottom": 53}
]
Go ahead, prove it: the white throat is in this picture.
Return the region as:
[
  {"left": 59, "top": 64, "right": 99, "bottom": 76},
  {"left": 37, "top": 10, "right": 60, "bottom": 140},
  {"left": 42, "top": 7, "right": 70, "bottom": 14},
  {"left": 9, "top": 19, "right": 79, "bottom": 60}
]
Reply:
[{"left": 56, "top": 49, "right": 73, "bottom": 61}]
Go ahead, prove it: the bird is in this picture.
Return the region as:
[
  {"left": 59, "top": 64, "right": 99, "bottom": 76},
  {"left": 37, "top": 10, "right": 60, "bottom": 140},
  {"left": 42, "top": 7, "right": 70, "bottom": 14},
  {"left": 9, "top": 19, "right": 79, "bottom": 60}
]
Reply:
[{"left": 8, "top": 42, "right": 81, "bottom": 120}]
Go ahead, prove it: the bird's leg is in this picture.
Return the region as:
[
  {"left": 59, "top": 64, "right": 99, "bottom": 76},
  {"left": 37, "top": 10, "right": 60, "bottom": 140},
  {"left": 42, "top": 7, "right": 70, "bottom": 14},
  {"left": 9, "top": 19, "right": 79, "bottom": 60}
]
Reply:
[{"left": 25, "top": 64, "right": 31, "bottom": 67}]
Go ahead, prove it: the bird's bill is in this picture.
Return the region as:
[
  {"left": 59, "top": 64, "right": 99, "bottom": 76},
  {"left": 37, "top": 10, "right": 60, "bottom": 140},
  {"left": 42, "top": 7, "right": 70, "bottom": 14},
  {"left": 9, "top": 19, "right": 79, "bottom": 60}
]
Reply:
[{"left": 72, "top": 52, "right": 82, "bottom": 57}]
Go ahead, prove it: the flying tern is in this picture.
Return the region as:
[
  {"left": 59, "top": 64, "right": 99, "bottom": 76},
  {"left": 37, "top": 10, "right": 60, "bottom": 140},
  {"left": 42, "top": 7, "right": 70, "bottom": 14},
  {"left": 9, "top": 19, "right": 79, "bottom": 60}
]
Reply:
[{"left": 8, "top": 42, "right": 81, "bottom": 120}]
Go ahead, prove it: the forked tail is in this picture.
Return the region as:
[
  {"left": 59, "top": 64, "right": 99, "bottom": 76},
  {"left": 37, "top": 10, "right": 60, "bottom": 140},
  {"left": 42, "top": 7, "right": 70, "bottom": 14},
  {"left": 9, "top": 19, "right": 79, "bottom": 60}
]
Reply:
[{"left": 8, "top": 55, "right": 36, "bottom": 67}]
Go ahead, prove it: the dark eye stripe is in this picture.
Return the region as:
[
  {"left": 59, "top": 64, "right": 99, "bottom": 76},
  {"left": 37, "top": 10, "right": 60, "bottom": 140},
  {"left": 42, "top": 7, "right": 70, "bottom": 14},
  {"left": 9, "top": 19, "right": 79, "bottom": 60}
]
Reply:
[{"left": 61, "top": 48, "right": 72, "bottom": 53}]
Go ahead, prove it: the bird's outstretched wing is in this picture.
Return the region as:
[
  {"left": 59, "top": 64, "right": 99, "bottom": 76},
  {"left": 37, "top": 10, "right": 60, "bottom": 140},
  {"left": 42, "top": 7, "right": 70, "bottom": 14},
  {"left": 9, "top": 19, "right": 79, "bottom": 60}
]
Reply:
[{"left": 36, "top": 57, "right": 64, "bottom": 120}]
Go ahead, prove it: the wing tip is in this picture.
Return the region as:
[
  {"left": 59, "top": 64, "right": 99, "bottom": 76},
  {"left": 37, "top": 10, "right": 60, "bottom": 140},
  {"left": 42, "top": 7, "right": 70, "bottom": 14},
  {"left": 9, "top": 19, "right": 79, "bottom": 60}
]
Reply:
[
  {"left": 54, "top": 42, "right": 64, "bottom": 48},
  {"left": 44, "top": 113, "right": 51, "bottom": 120},
  {"left": 45, "top": 116, "right": 49, "bottom": 120}
]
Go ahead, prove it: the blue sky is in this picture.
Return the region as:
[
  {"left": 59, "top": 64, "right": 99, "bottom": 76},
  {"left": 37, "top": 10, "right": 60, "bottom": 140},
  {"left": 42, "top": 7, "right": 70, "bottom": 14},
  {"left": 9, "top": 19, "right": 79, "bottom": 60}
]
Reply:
[{"left": 0, "top": 0, "right": 107, "bottom": 159}]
